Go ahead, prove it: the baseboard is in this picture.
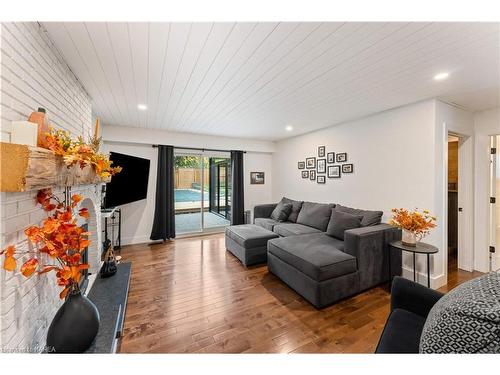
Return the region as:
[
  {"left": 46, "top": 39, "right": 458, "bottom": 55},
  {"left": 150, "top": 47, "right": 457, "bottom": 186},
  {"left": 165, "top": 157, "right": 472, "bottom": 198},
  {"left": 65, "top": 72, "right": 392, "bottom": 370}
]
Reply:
[
  {"left": 401, "top": 266, "right": 446, "bottom": 289},
  {"left": 120, "top": 235, "right": 151, "bottom": 246}
]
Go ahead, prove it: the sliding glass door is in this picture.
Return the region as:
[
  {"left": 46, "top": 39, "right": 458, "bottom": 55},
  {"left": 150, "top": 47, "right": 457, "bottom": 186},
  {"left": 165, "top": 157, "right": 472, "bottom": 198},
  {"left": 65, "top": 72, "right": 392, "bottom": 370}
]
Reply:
[{"left": 174, "top": 150, "right": 231, "bottom": 234}]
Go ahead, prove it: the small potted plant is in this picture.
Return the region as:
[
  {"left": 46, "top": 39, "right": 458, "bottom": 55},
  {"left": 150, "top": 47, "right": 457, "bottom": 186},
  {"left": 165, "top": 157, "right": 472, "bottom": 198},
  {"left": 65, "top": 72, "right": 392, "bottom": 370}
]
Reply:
[{"left": 389, "top": 208, "right": 437, "bottom": 246}]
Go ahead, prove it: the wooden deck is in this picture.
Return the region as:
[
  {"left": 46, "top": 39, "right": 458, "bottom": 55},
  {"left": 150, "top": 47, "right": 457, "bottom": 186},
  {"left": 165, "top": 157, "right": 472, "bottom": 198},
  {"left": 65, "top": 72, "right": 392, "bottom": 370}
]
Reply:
[{"left": 118, "top": 233, "right": 482, "bottom": 353}]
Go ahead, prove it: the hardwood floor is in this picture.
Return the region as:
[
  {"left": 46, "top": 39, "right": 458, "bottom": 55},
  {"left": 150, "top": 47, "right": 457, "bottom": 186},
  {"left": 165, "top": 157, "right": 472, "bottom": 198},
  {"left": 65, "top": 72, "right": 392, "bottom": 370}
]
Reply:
[{"left": 117, "top": 233, "right": 481, "bottom": 353}]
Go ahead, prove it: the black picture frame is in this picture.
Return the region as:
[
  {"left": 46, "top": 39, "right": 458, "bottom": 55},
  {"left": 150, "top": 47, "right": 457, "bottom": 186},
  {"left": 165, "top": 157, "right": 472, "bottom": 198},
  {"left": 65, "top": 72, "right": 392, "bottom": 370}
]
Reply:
[
  {"left": 342, "top": 164, "right": 353, "bottom": 173},
  {"left": 327, "top": 152, "right": 335, "bottom": 163},
  {"left": 306, "top": 157, "right": 316, "bottom": 169},
  {"left": 336, "top": 153, "right": 347, "bottom": 163},
  {"left": 317, "top": 175, "right": 326, "bottom": 184},
  {"left": 317, "top": 159, "right": 326, "bottom": 173},
  {"left": 309, "top": 170, "right": 316, "bottom": 180},
  {"left": 327, "top": 165, "right": 341, "bottom": 178},
  {"left": 318, "top": 146, "right": 325, "bottom": 157},
  {"left": 301, "top": 170, "right": 309, "bottom": 178},
  {"left": 250, "top": 172, "right": 265, "bottom": 184},
  {"left": 298, "top": 161, "right": 305, "bottom": 169}
]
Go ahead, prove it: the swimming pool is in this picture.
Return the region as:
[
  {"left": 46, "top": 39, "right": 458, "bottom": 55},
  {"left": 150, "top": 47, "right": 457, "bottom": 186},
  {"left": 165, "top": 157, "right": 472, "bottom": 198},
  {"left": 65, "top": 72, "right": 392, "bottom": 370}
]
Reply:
[{"left": 174, "top": 189, "right": 208, "bottom": 202}]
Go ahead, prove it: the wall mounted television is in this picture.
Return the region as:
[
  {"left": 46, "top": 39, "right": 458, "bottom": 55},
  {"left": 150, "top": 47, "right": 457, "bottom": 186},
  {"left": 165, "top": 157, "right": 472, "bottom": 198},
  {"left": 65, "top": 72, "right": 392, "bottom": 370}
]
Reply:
[{"left": 104, "top": 152, "right": 150, "bottom": 208}]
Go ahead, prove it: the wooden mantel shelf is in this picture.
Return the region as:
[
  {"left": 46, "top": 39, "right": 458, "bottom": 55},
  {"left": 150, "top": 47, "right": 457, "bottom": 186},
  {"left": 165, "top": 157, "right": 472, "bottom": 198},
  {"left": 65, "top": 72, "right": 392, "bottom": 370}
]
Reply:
[{"left": 0, "top": 142, "right": 110, "bottom": 192}]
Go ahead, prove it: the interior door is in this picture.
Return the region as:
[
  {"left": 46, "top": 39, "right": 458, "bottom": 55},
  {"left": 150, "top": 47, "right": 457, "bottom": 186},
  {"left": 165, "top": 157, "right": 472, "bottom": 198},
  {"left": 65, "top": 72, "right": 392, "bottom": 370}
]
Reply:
[{"left": 489, "top": 135, "right": 498, "bottom": 271}]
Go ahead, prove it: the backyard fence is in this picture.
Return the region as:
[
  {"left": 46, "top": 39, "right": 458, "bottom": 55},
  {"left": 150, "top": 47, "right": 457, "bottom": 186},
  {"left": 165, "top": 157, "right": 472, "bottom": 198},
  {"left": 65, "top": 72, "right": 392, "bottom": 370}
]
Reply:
[{"left": 175, "top": 168, "right": 210, "bottom": 189}]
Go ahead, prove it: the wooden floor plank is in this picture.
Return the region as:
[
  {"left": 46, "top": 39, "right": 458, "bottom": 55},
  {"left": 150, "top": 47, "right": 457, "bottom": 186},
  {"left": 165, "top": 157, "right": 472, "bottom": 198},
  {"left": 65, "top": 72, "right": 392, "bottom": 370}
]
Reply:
[{"left": 118, "top": 233, "right": 482, "bottom": 353}]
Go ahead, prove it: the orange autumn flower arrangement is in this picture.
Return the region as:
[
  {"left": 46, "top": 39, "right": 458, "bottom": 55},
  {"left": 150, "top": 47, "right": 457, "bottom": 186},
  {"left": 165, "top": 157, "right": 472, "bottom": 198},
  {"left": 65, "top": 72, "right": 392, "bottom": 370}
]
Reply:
[
  {"left": 0, "top": 189, "right": 91, "bottom": 299},
  {"left": 45, "top": 128, "right": 122, "bottom": 179},
  {"left": 389, "top": 208, "right": 437, "bottom": 242}
]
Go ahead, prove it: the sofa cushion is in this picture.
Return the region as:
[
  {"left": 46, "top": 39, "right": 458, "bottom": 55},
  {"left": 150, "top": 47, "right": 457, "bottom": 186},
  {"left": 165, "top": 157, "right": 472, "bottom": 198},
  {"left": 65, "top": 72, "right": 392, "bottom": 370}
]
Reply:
[
  {"left": 335, "top": 204, "right": 383, "bottom": 227},
  {"left": 225, "top": 224, "right": 279, "bottom": 249},
  {"left": 280, "top": 197, "right": 303, "bottom": 223},
  {"left": 296, "top": 201, "right": 334, "bottom": 231},
  {"left": 254, "top": 217, "right": 279, "bottom": 231},
  {"left": 270, "top": 202, "right": 293, "bottom": 222},
  {"left": 326, "top": 208, "right": 363, "bottom": 240},
  {"left": 267, "top": 233, "right": 354, "bottom": 281},
  {"left": 273, "top": 223, "right": 322, "bottom": 237},
  {"left": 376, "top": 308, "right": 426, "bottom": 353}
]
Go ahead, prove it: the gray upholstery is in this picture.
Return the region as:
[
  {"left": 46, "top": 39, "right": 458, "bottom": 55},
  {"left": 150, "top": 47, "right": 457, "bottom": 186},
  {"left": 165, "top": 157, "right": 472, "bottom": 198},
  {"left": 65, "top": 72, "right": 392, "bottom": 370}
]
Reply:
[
  {"left": 268, "top": 253, "right": 360, "bottom": 308},
  {"left": 326, "top": 208, "right": 363, "bottom": 240},
  {"left": 273, "top": 223, "right": 322, "bottom": 237},
  {"left": 254, "top": 217, "right": 279, "bottom": 231},
  {"left": 280, "top": 197, "right": 303, "bottom": 223},
  {"left": 270, "top": 202, "right": 293, "bottom": 222},
  {"left": 296, "top": 201, "right": 334, "bottom": 231},
  {"left": 225, "top": 225, "right": 279, "bottom": 266},
  {"left": 344, "top": 224, "right": 401, "bottom": 290},
  {"left": 253, "top": 203, "right": 277, "bottom": 220},
  {"left": 335, "top": 204, "right": 383, "bottom": 227},
  {"left": 268, "top": 233, "right": 354, "bottom": 281}
]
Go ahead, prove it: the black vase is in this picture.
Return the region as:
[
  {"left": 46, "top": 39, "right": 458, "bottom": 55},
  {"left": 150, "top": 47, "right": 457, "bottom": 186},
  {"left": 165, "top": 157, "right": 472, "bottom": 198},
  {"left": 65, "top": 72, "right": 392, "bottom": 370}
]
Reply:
[{"left": 46, "top": 290, "right": 100, "bottom": 353}]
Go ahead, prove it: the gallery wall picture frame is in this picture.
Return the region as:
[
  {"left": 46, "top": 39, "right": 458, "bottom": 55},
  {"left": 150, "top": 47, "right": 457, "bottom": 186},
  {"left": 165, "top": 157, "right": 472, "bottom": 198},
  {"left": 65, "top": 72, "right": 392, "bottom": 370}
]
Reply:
[
  {"left": 306, "top": 157, "right": 316, "bottom": 169},
  {"left": 327, "top": 152, "right": 335, "bottom": 163},
  {"left": 327, "top": 165, "right": 341, "bottom": 178},
  {"left": 250, "top": 172, "right": 265, "bottom": 184},
  {"left": 342, "top": 164, "right": 354, "bottom": 173},
  {"left": 309, "top": 170, "right": 316, "bottom": 180},
  {"left": 336, "top": 153, "right": 347, "bottom": 163},
  {"left": 298, "top": 161, "right": 305, "bottom": 169},
  {"left": 317, "top": 159, "right": 326, "bottom": 173},
  {"left": 302, "top": 170, "right": 309, "bottom": 178},
  {"left": 318, "top": 146, "right": 325, "bottom": 157},
  {"left": 317, "top": 175, "right": 326, "bottom": 184}
]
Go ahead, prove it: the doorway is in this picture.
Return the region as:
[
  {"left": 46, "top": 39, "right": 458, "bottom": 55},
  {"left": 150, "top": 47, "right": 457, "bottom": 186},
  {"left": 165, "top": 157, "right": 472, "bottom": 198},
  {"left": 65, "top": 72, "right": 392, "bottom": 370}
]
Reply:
[
  {"left": 173, "top": 151, "right": 231, "bottom": 235},
  {"left": 489, "top": 135, "right": 500, "bottom": 271},
  {"left": 447, "top": 135, "right": 459, "bottom": 277}
]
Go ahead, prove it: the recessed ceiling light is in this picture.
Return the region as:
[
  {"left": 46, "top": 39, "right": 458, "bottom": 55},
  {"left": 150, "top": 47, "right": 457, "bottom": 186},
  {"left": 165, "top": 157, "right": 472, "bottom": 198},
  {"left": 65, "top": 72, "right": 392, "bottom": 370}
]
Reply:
[
  {"left": 137, "top": 104, "right": 147, "bottom": 110},
  {"left": 285, "top": 125, "right": 293, "bottom": 132},
  {"left": 433, "top": 72, "right": 449, "bottom": 81}
]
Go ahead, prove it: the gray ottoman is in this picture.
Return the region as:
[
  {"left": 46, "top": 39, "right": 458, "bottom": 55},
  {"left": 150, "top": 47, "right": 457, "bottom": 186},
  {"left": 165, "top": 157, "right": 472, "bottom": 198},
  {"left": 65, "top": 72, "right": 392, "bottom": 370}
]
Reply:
[{"left": 225, "top": 224, "right": 279, "bottom": 266}]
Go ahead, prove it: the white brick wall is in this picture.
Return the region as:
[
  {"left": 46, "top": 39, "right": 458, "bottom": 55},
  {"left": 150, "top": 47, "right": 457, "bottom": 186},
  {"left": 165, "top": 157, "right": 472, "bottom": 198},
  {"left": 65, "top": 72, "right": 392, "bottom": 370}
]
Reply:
[{"left": 0, "top": 22, "right": 99, "bottom": 352}]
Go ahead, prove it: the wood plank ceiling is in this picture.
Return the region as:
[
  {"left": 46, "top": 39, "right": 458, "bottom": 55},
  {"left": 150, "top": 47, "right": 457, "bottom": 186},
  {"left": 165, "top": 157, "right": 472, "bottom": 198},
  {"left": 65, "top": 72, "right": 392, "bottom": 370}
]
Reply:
[{"left": 43, "top": 22, "right": 500, "bottom": 141}]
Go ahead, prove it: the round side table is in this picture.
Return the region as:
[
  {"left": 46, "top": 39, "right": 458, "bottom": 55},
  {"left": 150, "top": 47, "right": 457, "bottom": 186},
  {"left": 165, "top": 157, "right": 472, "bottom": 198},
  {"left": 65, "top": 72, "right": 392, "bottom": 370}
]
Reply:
[{"left": 389, "top": 240, "right": 438, "bottom": 288}]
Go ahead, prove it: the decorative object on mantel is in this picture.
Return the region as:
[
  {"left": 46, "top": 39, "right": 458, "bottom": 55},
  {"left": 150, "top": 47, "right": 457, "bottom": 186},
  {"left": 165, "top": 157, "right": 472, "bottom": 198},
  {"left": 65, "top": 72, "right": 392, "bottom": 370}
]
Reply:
[
  {"left": 100, "top": 239, "right": 117, "bottom": 278},
  {"left": 389, "top": 208, "right": 437, "bottom": 246},
  {"left": 0, "top": 189, "right": 99, "bottom": 353},
  {"left": 0, "top": 118, "right": 121, "bottom": 192},
  {"left": 11, "top": 121, "right": 38, "bottom": 146},
  {"left": 28, "top": 107, "right": 50, "bottom": 148},
  {"left": 250, "top": 171, "right": 265, "bottom": 184}
]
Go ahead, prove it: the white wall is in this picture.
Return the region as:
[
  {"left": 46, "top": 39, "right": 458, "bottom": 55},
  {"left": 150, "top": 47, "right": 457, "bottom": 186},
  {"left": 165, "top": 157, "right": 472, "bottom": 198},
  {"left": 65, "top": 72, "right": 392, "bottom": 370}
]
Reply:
[
  {"left": 474, "top": 108, "right": 500, "bottom": 271},
  {"left": 272, "top": 99, "right": 478, "bottom": 288},
  {"left": 102, "top": 129, "right": 274, "bottom": 245},
  {"left": 0, "top": 22, "right": 93, "bottom": 351}
]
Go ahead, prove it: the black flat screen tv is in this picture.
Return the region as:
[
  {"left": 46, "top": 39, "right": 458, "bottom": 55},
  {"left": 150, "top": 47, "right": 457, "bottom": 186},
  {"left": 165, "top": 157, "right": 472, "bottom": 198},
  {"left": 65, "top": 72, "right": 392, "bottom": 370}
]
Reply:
[{"left": 104, "top": 152, "right": 150, "bottom": 208}]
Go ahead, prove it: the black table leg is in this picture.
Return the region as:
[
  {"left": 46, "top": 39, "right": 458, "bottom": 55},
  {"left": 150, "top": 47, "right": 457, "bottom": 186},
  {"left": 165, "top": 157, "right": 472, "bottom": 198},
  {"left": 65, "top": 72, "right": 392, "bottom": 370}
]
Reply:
[
  {"left": 413, "top": 252, "right": 416, "bottom": 282},
  {"left": 427, "top": 254, "right": 430, "bottom": 288},
  {"left": 388, "top": 247, "right": 392, "bottom": 283}
]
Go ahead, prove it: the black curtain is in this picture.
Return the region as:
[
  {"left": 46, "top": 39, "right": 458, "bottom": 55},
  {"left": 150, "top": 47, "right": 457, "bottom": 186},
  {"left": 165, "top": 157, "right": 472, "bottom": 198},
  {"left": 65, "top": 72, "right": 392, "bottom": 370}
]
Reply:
[
  {"left": 230, "top": 150, "right": 245, "bottom": 225},
  {"left": 150, "top": 145, "right": 176, "bottom": 240}
]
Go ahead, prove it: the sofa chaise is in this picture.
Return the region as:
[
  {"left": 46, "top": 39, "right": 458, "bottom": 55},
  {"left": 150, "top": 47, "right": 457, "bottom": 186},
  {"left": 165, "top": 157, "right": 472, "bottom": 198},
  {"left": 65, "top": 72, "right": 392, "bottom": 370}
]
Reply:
[{"left": 225, "top": 197, "right": 402, "bottom": 308}]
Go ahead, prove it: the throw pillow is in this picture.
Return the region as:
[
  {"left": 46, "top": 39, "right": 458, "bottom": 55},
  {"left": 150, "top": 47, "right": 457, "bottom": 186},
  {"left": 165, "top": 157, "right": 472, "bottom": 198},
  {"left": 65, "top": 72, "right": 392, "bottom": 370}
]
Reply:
[
  {"left": 270, "top": 202, "right": 293, "bottom": 222},
  {"left": 326, "top": 208, "right": 363, "bottom": 240},
  {"left": 281, "top": 197, "right": 303, "bottom": 223},
  {"left": 296, "top": 201, "right": 334, "bottom": 231},
  {"left": 420, "top": 272, "right": 500, "bottom": 353},
  {"left": 335, "top": 204, "right": 383, "bottom": 227}
]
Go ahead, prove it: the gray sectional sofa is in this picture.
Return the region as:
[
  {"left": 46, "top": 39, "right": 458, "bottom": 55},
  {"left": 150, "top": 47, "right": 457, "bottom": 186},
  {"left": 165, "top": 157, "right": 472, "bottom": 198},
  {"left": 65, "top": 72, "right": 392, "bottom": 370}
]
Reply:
[{"left": 248, "top": 198, "right": 402, "bottom": 308}]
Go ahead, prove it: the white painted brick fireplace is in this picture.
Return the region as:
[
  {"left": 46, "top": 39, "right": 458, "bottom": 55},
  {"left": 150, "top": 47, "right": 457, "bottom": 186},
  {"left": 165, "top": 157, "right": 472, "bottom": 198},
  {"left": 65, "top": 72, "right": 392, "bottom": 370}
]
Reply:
[{"left": 0, "top": 22, "right": 102, "bottom": 352}]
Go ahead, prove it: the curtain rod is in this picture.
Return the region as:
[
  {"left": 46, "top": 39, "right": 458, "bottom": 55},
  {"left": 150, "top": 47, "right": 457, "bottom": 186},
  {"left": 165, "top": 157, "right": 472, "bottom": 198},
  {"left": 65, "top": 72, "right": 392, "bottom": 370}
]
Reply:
[{"left": 152, "top": 145, "right": 246, "bottom": 153}]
